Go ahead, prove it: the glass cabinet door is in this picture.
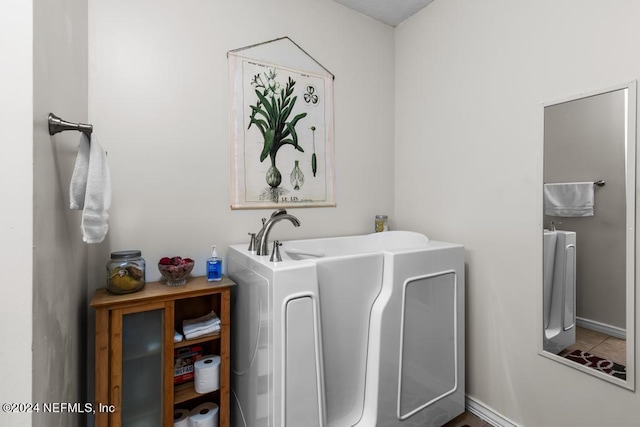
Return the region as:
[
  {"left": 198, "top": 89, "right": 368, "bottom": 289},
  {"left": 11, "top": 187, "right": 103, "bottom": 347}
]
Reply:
[{"left": 121, "top": 308, "right": 164, "bottom": 426}]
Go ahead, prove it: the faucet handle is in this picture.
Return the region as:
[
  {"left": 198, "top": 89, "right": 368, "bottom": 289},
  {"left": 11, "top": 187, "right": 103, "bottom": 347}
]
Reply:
[
  {"left": 247, "top": 233, "right": 256, "bottom": 251},
  {"left": 256, "top": 217, "right": 267, "bottom": 235},
  {"left": 270, "top": 241, "right": 283, "bottom": 262},
  {"left": 550, "top": 221, "right": 562, "bottom": 231}
]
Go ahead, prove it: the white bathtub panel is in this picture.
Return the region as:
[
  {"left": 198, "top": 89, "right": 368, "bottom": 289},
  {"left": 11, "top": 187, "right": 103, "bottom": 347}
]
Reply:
[
  {"left": 270, "top": 265, "right": 325, "bottom": 427},
  {"left": 398, "top": 271, "right": 457, "bottom": 420},
  {"left": 229, "top": 256, "right": 271, "bottom": 427},
  {"left": 543, "top": 230, "right": 558, "bottom": 329},
  {"left": 256, "top": 392, "right": 268, "bottom": 422},
  {"left": 543, "top": 230, "right": 576, "bottom": 353},
  {"left": 316, "top": 254, "right": 384, "bottom": 427},
  {"left": 371, "top": 245, "right": 465, "bottom": 427},
  {"left": 562, "top": 244, "right": 576, "bottom": 331},
  {"left": 229, "top": 263, "right": 267, "bottom": 375},
  {"left": 284, "top": 296, "right": 323, "bottom": 427}
]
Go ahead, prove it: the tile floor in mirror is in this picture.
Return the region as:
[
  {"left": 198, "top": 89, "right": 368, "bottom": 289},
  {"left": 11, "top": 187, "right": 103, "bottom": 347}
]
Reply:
[{"left": 559, "top": 326, "right": 626, "bottom": 366}]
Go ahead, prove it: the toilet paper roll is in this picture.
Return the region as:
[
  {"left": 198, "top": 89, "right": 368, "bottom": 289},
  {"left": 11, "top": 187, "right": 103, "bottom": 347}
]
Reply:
[
  {"left": 194, "top": 355, "right": 220, "bottom": 394},
  {"left": 188, "top": 402, "right": 219, "bottom": 427},
  {"left": 173, "top": 408, "right": 189, "bottom": 427}
]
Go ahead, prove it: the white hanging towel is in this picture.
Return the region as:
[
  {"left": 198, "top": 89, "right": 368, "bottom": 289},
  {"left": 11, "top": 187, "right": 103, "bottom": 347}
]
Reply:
[
  {"left": 543, "top": 182, "right": 594, "bottom": 217},
  {"left": 69, "top": 133, "right": 111, "bottom": 243}
]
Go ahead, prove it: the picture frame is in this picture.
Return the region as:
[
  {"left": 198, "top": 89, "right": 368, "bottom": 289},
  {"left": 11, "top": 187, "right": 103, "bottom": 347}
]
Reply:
[{"left": 228, "top": 37, "right": 335, "bottom": 209}]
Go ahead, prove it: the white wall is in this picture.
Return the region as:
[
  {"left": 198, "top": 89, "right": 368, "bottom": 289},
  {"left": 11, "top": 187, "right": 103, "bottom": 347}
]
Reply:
[
  {"left": 32, "top": 0, "right": 89, "bottom": 426},
  {"left": 88, "top": 0, "right": 395, "bottom": 289},
  {"left": 395, "top": 0, "right": 640, "bottom": 425},
  {"left": 0, "top": 1, "right": 33, "bottom": 426}
]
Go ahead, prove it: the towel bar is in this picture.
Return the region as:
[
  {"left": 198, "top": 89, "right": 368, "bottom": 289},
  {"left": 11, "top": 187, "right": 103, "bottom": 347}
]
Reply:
[
  {"left": 48, "top": 113, "right": 93, "bottom": 136},
  {"left": 594, "top": 180, "right": 605, "bottom": 187}
]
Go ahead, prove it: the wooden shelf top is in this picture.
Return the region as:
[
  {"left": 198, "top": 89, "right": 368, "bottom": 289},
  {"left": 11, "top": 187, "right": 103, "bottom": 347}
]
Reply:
[
  {"left": 174, "top": 382, "right": 219, "bottom": 405},
  {"left": 174, "top": 332, "right": 221, "bottom": 349},
  {"left": 90, "top": 275, "right": 235, "bottom": 309}
]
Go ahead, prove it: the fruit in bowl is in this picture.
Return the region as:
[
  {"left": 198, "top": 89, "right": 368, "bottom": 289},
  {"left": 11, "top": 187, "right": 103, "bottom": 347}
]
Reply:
[{"left": 158, "top": 256, "right": 195, "bottom": 286}]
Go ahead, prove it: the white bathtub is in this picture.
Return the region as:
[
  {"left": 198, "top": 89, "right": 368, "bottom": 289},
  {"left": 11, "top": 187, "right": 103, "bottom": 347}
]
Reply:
[
  {"left": 543, "top": 229, "right": 576, "bottom": 354},
  {"left": 228, "top": 231, "right": 465, "bottom": 427}
]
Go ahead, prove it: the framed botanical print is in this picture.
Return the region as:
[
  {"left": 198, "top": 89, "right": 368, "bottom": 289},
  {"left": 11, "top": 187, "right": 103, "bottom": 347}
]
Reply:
[{"left": 228, "top": 37, "right": 335, "bottom": 209}]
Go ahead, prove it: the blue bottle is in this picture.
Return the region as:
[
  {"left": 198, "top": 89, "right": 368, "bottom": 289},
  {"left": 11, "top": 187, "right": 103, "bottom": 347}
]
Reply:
[{"left": 206, "top": 245, "right": 222, "bottom": 282}]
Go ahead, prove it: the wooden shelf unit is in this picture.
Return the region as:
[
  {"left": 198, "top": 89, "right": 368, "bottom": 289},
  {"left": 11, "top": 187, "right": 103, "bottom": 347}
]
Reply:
[{"left": 91, "top": 275, "right": 234, "bottom": 427}]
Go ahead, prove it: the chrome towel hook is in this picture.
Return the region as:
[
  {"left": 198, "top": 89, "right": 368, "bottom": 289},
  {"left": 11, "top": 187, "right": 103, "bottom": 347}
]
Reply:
[{"left": 48, "top": 113, "right": 93, "bottom": 136}]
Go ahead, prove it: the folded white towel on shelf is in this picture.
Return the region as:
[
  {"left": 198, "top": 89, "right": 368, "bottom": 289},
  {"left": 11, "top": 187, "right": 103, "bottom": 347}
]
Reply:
[
  {"left": 184, "top": 324, "right": 221, "bottom": 340},
  {"left": 174, "top": 330, "right": 184, "bottom": 343},
  {"left": 69, "top": 133, "right": 111, "bottom": 243},
  {"left": 182, "top": 311, "right": 221, "bottom": 340},
  {"left": 184, "top": 320, "right": 221, "bottom": 335},
  {"left": 544, "top": 182, "right": 594, "bottom": 217}
]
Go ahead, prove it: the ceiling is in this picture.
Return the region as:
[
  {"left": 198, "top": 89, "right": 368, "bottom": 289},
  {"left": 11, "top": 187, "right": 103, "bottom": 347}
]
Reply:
[{"left": 333, "top": 0, "right": 434, "bottom": 27}]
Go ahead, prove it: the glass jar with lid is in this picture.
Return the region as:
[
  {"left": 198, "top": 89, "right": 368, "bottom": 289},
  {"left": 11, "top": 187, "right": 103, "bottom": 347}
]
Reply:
[
  {"left": 106, "top": 250, "right": 146, "bottom": 294},
  {"left": 375, "top": 215, "right": 389, "bottom": 232}
]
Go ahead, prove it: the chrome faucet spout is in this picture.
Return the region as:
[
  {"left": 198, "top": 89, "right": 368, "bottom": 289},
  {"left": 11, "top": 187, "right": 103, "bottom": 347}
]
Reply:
[{"left": 257, "top": 210, "right": 301, "bottom": 256}]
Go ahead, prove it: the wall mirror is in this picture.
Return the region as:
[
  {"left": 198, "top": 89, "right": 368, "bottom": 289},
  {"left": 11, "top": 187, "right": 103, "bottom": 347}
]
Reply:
[{"left": 540, "top": 81, "right": 636, "bottom": 389}]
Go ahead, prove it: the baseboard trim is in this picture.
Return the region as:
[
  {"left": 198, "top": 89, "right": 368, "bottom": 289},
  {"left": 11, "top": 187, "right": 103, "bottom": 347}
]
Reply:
[
  {"left": 576, "top": 317, "right": 626, "bottom": 340},
  {"left": 466, "top": 395, "right": 520, "bottom": 427}
]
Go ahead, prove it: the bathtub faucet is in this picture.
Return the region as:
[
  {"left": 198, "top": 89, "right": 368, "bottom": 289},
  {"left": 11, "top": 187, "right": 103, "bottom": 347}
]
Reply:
[{"left": 256, "top": 209, "right": 301, "bottom": 256}]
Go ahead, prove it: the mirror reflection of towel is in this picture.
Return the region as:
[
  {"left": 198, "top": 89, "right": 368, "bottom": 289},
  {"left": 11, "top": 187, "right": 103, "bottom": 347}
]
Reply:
[{"left": 544, "top": 182, "right": 594, "bottom": 217}]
